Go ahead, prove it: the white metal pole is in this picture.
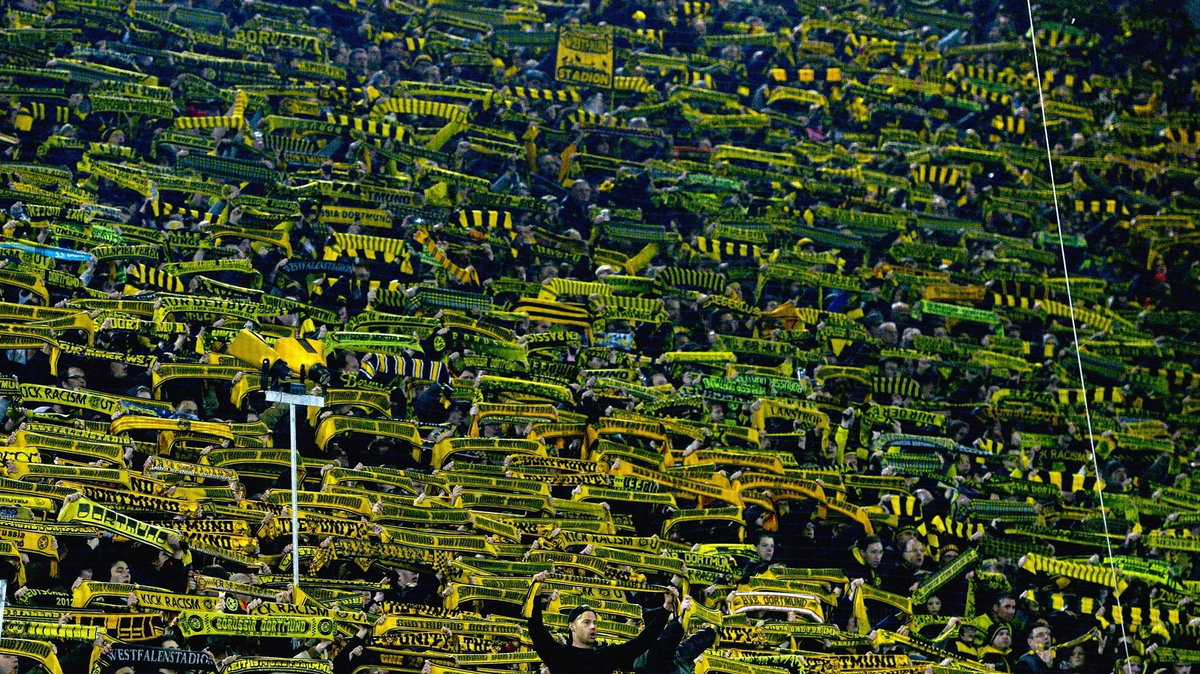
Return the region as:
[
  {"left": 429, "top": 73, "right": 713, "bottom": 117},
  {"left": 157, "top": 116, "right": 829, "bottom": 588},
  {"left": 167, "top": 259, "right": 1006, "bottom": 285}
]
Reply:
[
  {"left": 289, "top": 402, "right": 301, "bottom": 593},
  {"left": 263, "top": 389, "right": 323, "bottom": 597},
  {"left": 0, "top": 578, "right": 7, "bottom": 638}
]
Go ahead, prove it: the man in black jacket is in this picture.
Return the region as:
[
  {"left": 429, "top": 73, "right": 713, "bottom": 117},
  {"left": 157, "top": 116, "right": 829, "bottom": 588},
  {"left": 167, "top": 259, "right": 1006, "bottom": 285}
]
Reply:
[
  {"left": 527, "top": 570, "right": 670, "bottom": 674},
  {"left": 1014, "top": 622, "right": 1054, "bottom": 674},
  {"left": 633, "top": 595, "right": 716, "bottom": 674}
]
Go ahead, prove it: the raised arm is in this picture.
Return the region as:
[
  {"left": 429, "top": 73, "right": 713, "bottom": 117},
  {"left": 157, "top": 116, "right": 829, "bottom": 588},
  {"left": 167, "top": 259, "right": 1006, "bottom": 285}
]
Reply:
[{"left": 526, "top": 571, "right": 560, "bottom": 657}]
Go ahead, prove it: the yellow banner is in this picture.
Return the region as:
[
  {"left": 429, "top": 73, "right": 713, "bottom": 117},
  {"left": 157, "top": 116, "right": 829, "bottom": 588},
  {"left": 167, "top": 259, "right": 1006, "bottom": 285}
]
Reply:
[
  {"left": 555, "top": 25, "right": 614, "bottom": 88},
  {"left": 176, "top": 612, "right": 338, "bottom": 640},
  {"left": 57, "top": 498, "right": 181, "bottom": 554}
]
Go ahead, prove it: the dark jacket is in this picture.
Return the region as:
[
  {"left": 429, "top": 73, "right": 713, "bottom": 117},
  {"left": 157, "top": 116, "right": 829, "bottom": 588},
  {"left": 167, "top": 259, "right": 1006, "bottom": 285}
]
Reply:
[
  {"left": 1014, "top": 651, "right": 1054, "bottom": 674},
  {"left": 634, "top": 618, "right": 717, "bottom": 674}
]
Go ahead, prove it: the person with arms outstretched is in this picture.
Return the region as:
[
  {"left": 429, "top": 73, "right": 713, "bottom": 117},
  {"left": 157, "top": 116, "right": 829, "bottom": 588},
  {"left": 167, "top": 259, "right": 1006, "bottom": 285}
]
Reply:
[{"left": 526, "top": 570, "right": 671, "bottom": 674}]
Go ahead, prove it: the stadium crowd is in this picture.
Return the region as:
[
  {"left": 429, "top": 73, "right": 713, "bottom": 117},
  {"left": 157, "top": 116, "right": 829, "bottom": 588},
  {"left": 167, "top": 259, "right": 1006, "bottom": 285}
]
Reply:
[{"left": 0, "top": 0, "right": 1198, "bottom": 672}]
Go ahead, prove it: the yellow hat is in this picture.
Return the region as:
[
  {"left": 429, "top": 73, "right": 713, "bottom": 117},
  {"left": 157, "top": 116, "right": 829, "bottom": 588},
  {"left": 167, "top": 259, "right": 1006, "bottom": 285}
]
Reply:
[
  {"left": 632, "top": 10, "right": 646, "bottom": 20},
  {"left": 14, "top": 107, "right": 32, "bottom": 132}
]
